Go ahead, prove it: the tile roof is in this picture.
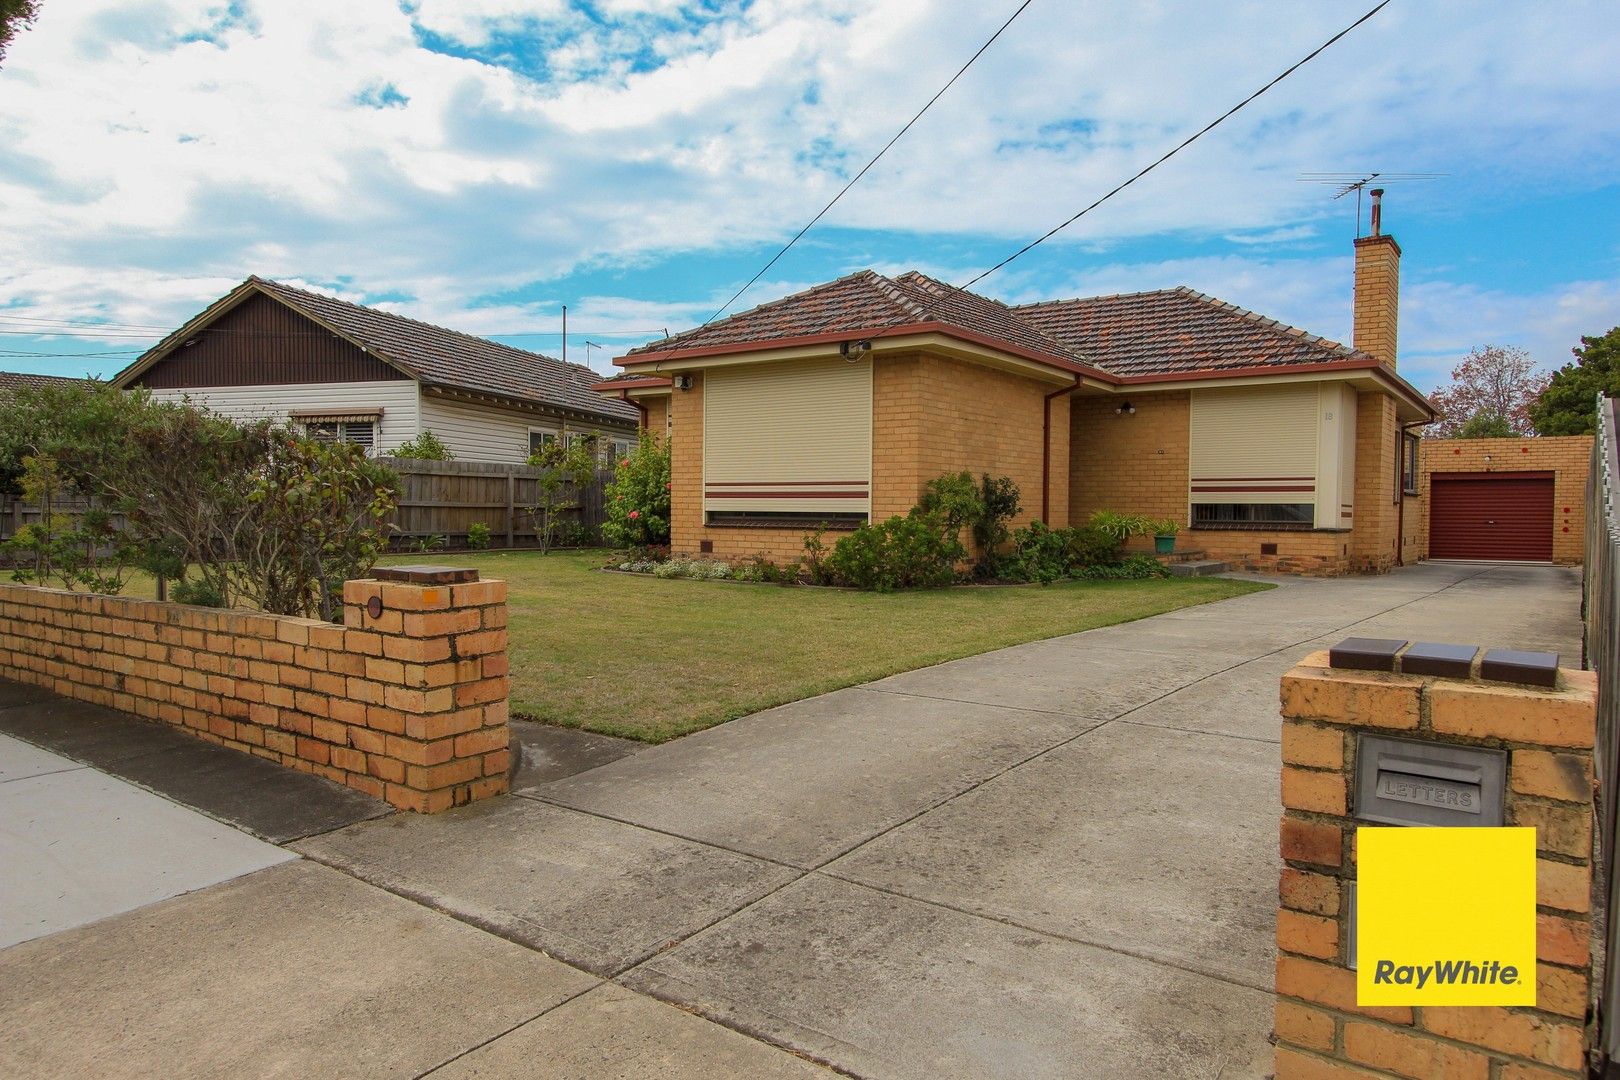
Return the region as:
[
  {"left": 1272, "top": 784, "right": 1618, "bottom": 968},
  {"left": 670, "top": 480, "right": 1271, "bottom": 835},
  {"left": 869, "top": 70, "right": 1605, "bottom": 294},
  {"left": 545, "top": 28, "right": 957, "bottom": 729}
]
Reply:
[
  {"left": 1012, "top": 286, "right": 1367, "bottom": 377},
  {"left": 248, "top": 279, "right": 637, "bottom": 423},
  {"left": 0, "top": 371, "right": 98, "bottom": 393},
  {"left": 120, "top": 279, "right": 636, "bottom": 423},
  {"left": 622, "top": 273, "right": 1373, "bottom": 381},
  {"left": 626, "top": 270, "right": 1094, "bottom": 369}
]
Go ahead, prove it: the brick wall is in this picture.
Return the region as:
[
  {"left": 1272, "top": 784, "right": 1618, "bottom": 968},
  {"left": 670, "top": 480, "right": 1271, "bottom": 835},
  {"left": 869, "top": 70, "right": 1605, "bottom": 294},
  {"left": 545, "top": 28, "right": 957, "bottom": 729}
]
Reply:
[
  {"left": 0, "top": 570, "right": 511, "bottom": 813},
  {"left": 917, "top": 353, "right": 1059, "bottom": 537},
  {"left": 1069, "top": 390, "right": 1190, "bottom": 532},
  {"left": 1351, "top": 390, "right": 1403, "bottom": 573},
  {"left": 1068, "top": 387, "right": 1414, "bottom": 574},
  {"left": 641, "top": 395, "right": 669, "bottom": 440},
  {"left": 1419, "top": 436, "right": 1594, "bottom": 566},
  {"left": 669, "top": 350, "right": 1067, "bottom": 564},
  {"left": 1275, "top": 648, "right": 1597, "bottom": 1078},
  {"left": 1353, "top": 234, "right": 1400, "bottom": 370}
]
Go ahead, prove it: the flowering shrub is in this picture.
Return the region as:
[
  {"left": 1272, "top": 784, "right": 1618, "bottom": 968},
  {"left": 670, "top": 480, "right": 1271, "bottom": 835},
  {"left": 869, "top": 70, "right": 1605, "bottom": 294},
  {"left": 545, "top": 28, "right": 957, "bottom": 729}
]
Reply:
[{"left": 602, "top": 435, "right": 671, "bottom": 550}]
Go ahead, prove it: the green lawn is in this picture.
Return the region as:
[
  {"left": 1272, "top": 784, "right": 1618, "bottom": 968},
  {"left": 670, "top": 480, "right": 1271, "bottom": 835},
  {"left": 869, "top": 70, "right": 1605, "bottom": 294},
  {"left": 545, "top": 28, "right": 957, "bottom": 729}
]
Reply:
[{"left": 368, "top": 550, "right": 1269, "bottom": 742}]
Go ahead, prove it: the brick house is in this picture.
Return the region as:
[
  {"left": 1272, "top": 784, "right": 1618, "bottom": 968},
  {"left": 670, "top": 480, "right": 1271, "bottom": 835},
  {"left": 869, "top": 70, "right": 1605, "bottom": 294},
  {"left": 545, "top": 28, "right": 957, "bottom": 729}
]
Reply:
[{"left": 596, "top": 210, "right": 1435, "bottom": 574}]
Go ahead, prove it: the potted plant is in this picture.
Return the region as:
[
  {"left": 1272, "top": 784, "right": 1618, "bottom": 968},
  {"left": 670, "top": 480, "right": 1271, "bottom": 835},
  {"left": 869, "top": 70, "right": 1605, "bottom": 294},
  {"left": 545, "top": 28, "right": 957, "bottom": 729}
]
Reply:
[{"left": 1152, "top": 518, "right": 1180, "bottom": 555}]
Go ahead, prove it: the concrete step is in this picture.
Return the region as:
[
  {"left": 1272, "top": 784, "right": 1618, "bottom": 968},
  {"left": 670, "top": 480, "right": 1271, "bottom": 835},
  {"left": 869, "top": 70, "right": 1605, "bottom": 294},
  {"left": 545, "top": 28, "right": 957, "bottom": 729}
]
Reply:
[
  {"left": 1154, "top": 549, "right": 1208, "bottom": 563},
  {"left": 1167, "top": 559, "right": 1231, "bottom": 577}
]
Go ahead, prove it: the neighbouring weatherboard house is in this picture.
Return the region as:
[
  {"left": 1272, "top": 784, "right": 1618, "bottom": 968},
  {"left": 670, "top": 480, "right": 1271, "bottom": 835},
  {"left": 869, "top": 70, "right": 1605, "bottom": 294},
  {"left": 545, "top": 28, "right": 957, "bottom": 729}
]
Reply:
[
  {"left": 111, "top": 278, "right": 640, "bottom": 463},
  {"left": 597, "top": 197, "right": 1435, "bottom": 574}
]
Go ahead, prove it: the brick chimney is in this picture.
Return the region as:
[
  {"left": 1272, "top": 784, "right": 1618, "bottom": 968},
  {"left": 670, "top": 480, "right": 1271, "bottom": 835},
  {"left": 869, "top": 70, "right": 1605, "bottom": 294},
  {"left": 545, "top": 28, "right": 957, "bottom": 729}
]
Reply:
[{"left": 1352, "top": 187, "right": 1400, "bottom": 369}]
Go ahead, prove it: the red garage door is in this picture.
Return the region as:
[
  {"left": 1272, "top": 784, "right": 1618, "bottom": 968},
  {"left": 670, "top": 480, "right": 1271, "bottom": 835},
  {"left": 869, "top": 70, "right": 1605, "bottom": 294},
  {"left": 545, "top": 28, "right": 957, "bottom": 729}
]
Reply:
[{"left": 1429, "top": 472, "right": 1554, "bottom": 561}]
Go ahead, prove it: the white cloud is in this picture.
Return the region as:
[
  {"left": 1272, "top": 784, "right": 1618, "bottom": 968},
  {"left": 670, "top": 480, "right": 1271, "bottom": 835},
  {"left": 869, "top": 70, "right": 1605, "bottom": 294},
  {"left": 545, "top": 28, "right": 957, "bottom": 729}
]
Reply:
[{"left": 0, "top": 0, "right": 1616, "bottom": 373}]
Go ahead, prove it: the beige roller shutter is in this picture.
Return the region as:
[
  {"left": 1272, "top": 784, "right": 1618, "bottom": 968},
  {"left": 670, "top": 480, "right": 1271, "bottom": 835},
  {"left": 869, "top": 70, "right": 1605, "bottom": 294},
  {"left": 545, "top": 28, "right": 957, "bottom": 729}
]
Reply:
[
  {"left": 703, "top": 357, "right": 872, "bottom": 515},
  {"left": 1189, "top": 384, "right": 1318, "bottom": 504}
]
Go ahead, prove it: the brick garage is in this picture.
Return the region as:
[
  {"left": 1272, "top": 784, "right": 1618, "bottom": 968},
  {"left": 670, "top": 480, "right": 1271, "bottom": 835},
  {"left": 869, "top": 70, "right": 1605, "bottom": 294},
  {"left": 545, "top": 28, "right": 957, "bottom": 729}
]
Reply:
[
  {"left": 1418, "top": 436, "right": 1593, "bottom": 565},
  {"left": 0, "top": 568, "right": 512, "bottom": 813}
]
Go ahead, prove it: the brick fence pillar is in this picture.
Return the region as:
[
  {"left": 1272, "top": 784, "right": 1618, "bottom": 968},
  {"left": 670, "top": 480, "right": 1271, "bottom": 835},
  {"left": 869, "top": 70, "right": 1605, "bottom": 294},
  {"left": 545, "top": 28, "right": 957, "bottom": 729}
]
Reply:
[
  {"left": 340, "top": 566, "right": 510, "bottom": 813},
  {"left": 1275, "top": 642, "right": 1598, "bottom": 1079}
]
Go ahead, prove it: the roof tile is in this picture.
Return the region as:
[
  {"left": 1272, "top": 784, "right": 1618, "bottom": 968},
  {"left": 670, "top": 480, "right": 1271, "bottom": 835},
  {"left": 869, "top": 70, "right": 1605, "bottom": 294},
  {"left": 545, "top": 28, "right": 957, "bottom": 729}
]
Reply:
[{"left": 249, "top": 279, "right": 638, "bottom": 423}]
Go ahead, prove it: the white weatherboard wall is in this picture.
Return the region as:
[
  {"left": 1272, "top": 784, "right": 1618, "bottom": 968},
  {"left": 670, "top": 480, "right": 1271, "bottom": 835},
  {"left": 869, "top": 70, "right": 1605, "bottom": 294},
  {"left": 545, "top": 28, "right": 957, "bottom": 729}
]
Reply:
[
  {"left": 702, "top": 357, "right": 873, "bottom": 515},
  {"left": 418, "top": 393, "right": 635, "bottom": 464},
  {"left": 148, "top": 382, "right": 419, "bottom": 452}
]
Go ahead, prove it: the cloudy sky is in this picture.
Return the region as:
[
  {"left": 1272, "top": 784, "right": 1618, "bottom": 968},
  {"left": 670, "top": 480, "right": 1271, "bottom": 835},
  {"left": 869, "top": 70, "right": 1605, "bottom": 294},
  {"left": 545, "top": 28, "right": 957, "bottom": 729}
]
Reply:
[{"left": 1, "top": 0, "right": 1617, "bottom": 393}]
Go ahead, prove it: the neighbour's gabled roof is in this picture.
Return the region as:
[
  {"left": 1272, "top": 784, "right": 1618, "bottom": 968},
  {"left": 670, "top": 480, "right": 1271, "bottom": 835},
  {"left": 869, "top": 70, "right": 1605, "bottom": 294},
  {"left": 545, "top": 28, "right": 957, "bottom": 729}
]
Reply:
[
  {"left": 622, "top": 269, "right": 1100, "bottom": 373},
  {"left": 114, "top": 278, "right": 639, "bottom": 424},
  {"left": 1013, "top": 286, "right": 1369, "bottom": 377},
  {"left": 0, "top": 371, "right": 99, "bottom": 394}
]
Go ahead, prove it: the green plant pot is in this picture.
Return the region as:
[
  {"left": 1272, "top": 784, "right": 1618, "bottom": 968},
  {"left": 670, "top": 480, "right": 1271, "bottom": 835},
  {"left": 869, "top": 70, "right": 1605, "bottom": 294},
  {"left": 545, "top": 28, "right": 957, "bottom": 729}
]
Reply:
[{"left": 1154, "top": 534, "right": 1176, "bottom": 555}]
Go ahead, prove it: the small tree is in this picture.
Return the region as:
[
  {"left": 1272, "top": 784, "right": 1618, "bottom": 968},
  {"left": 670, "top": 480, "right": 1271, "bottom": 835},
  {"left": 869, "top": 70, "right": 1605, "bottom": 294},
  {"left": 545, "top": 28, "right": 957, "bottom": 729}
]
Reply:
[
  {"left": 391, "top": 430, "right": 455, "bottom": 460},
  {"left": 601, "top": 435, "right": 671, "bottom": 550},
  {"left": 529, "top": 436, "right": 598, "bottom": 552},
  {"left": 1529, "top": 327, "right": 1620, "bottom": 436},
  {"left": 1426, "top": 345, "right": 1549, "bottom": 438}
]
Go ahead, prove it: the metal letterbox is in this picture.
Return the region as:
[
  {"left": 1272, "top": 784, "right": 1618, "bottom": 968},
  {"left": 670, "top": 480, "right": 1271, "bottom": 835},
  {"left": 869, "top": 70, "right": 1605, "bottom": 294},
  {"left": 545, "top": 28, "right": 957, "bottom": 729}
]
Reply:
[{"left": 1353, "top": 734, "right": 1506, "bottom": 827}]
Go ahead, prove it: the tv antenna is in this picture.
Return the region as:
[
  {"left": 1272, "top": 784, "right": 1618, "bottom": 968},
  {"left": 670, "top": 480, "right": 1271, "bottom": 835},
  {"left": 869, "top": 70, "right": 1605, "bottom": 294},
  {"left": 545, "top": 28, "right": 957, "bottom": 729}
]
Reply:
[{"left": 1297, "top": 172, "right": 1444, "bottom": 236}]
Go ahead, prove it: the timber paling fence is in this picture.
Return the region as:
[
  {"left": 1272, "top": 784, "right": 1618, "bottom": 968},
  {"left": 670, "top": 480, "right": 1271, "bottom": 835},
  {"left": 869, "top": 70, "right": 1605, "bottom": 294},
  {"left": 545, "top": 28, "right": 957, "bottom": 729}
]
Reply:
[{"left": 0, "top": 458, "right": 616, "bottom": 555}]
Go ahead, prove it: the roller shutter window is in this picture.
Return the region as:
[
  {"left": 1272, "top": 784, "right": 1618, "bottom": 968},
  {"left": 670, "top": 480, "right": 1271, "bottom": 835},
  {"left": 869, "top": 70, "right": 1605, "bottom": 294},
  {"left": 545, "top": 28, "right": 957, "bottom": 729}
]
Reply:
[
  {"left": 1189, "top": 384, "right": 1319, "bottom": 521},
  {"left": 1429, "top": 472, "right": 1554, "bottom": 561},
  {"left": 703, "top": 357, "right": 872, "bottom": 522}
]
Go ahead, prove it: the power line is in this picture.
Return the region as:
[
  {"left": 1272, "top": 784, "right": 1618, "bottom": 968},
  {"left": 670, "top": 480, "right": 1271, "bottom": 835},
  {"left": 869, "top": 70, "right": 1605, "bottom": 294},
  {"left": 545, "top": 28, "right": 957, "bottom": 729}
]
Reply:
[
  {"left": 0, "top": 322, "right": 676, "bottom": 341},
  {"left": 638, "top": 0, "right": 1038, "bottom": 362},
  {"left": 953, "top": 0, "right": 1393, "bottom": 293}
]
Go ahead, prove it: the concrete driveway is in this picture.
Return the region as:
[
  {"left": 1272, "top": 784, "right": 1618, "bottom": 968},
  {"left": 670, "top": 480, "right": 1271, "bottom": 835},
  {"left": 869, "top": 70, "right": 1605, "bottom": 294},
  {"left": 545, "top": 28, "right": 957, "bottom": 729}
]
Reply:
[{"left": 2, "top": 562, "right": 1583, "bottom": 1078}]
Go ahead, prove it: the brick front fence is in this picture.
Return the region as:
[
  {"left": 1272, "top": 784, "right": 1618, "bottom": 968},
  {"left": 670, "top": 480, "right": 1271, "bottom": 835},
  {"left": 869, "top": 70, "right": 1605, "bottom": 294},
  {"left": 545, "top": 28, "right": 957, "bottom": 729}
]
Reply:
[
  {"left": 1275, "top": 644, "right": 1598, "bottom": 1078},
  {"left": 0, "top": 566, "right": 511, "bottom": 813}
]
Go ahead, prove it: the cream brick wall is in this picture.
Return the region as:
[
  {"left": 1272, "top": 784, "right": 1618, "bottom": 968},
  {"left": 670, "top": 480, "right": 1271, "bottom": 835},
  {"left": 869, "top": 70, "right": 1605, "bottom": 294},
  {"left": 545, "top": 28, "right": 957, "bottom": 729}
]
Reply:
[
  {"left": 668, "top": 350, "right": 1067, "bottom": 564},
  {"left": 1418, "top": 436, "right": 1593, "bottom": 565},
  {"left": 1069, "top": 391, "right": 1190, "bottom": 531},
  {"left": 1068, "top": 385, "right": 1419, "bottom": 574},
  {"left": 1353, "top": 235, "right": 1400, "bottom": 370},
  {"left": 0, "top": 577, "right": 512, "bottom": 813}
]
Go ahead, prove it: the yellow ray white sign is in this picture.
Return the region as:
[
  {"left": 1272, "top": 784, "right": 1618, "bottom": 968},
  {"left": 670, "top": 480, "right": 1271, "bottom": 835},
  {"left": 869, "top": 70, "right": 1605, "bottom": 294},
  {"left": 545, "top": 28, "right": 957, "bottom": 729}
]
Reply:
[{"left": 1357, "top": 826, "right": 1536, "bottom": 1006}]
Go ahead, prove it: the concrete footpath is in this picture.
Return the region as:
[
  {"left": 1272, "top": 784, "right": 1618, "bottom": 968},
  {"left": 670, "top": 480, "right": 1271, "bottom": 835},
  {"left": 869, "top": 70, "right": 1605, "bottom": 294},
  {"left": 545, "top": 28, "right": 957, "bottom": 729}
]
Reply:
[{"left": 0, "top": 562, "right": 1583, "bottom": 1078}]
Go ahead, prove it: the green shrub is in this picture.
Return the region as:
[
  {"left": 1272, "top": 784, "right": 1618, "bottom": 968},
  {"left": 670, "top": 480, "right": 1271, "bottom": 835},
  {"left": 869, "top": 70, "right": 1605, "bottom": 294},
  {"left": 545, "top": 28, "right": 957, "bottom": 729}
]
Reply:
[
  {"left": 975, "top": 473, "right": 1021, "bottom": 566},
  {"left": 391, "top": 430, "right": 454, "bottom": 460},
  {"left": 1005, "top": 521, "right": 1071, "bottom": 584},
  {"left": 802, "top": 526, "right": 836, "bottom": 585},
  {"left": 917, "top": 472, "right": 983, "bottom": 534},
  {"left": 0, "top": 382, "right": 397, "bottom": 617},
  {"left": 466, "top": 522, "right": 492, "bottom": 549},
  {"left": 602, "top": 435, "right": 671, "bottom": 551},
  {"left": 170, "top": 578, "right": 225, "bottom": 608},
  {"left": 1064, "top": 525, "right": 1121, "bottom": 567},
  {"left": 1074, "top": 554, "right": 1170, "bottom": 580},
  {"left": 826, "top": 513, "right": 964, "bottom": 591},
  {"left": 916, "top": 471, "right": 1021, "bottom": 576},
  {"left": 1086, "top": 509, "right": 1153, "bottom": 545}
]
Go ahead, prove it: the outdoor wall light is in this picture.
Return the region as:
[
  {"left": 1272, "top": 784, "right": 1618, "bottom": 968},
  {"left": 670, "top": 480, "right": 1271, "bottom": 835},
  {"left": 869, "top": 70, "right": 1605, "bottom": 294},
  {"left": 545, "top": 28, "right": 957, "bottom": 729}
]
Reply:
[
  {"left": 1115, "top": 401, "right": 1136, "bottom": 415},
  {"left": 672, "top": 374, "right": 694, "bottom": 390}
]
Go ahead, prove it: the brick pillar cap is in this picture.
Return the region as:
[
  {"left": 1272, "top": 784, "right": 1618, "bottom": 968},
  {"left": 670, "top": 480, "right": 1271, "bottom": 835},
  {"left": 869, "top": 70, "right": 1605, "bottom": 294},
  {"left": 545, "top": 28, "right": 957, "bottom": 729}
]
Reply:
[
  {"left": 372, "top": 565, "right": 480, "bottom": 585},
  {"left": 1353, "top": 233, "right": 1402, "bottom": 256}
]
